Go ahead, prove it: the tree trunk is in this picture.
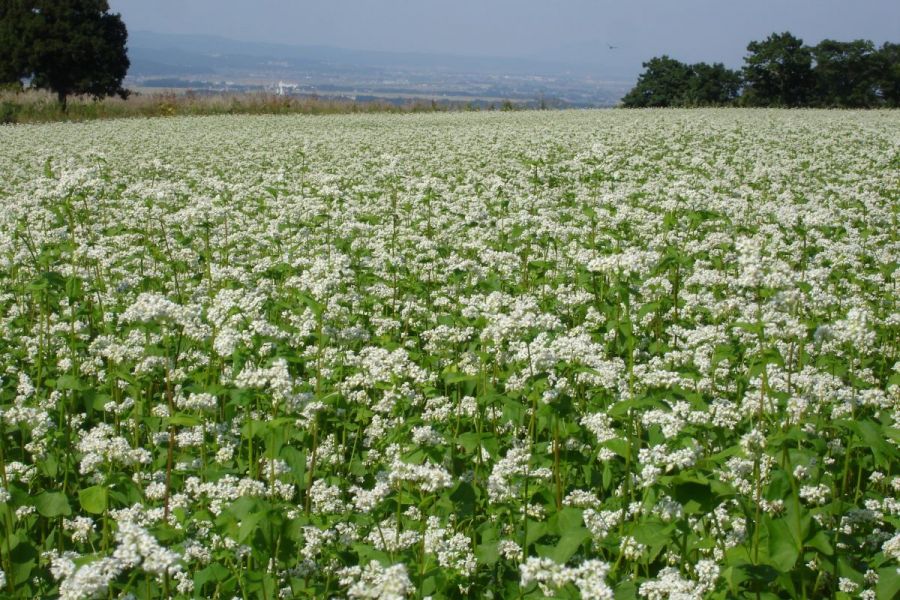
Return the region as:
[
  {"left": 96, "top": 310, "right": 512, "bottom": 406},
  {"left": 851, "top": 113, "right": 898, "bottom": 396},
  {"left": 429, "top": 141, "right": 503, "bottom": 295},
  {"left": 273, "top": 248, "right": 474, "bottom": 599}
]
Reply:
[{"left": 57, "top": 90, "right": 67, "bottom": 113}]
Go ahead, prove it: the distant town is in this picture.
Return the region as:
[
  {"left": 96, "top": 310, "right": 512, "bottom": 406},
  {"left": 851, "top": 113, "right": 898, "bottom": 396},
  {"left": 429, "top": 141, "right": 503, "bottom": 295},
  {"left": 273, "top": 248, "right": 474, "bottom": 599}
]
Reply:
[{"left": 126, "top": 31, "right": 633, "bottom": 108}]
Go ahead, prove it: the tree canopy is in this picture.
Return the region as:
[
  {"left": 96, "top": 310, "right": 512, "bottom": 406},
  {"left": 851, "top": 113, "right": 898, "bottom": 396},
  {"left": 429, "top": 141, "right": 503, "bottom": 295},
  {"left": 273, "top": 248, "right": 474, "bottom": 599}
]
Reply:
[
  {"left": 0, "top": 0, "right": 129, "bottom": 109},
  {"left": 621, "top": 56, "right": 694, "bottom": 108},
  {"left": 742, "top": 32, "right": 814, "bottom": 107},
  {"left": 621, "top": 57, "right": 741, "bottom": 108},
  {"left": 811, "top": 39, "right": 880, "bottom": 107},
  {"left": 0, "top": 1, "right": 31, "bottom": 87},
  {"left": 622, "top": 31, "right": 898, "bottom": 108}
]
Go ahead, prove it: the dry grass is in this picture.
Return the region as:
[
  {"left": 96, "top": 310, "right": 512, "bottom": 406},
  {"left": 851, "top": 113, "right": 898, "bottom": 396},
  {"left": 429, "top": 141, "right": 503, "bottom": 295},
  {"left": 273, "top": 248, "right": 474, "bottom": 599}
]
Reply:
[{"left": 0, "top": 89, "right": 494, "bottom": 124}]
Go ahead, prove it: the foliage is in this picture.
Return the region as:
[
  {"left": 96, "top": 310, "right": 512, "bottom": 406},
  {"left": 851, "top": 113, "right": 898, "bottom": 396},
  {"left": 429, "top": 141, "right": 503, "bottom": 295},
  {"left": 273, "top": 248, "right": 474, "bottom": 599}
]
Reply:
[
  {"left": 811, "top": 39, "right": 881, "bottom": 108},
  {"left": 741, "top": 32, "right": 814, "bottom": 107},
  {"left": 623, "top": 31, "right": 898, "bottom": 108},
  {"left": 621, "top": 56, "right": 695, "bottom": 107},
  {"left": 684, "top": 62, "right": 742, "bottom": 106},
  {"left": 0, "top": 110, "right": 897, "bottom": 599},
  {"left": 623, "top": 58, "right": 741, "bottom": 108},
  {"left": 2, "top": 0, "right": 129, "bottom": 110},
  {"left": 875, "top": 42, "right": 900, "bottom": 107},
  {"left": 0, "top": 1, "right": 30, "bottom": 86}
]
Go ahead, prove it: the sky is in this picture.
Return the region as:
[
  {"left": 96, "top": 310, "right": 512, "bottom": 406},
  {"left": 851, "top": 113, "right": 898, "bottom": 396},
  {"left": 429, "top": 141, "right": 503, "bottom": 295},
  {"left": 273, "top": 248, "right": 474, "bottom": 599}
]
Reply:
[{"left": 109, "top": 0, "right": 899, "bottom": 68}]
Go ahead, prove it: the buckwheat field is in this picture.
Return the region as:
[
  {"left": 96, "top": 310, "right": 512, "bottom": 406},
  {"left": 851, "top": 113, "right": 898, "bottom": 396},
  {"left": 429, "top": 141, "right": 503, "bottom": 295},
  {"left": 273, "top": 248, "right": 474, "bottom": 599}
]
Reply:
[{"left": 0, "top": 109, "right": 898, "bottom": 599}]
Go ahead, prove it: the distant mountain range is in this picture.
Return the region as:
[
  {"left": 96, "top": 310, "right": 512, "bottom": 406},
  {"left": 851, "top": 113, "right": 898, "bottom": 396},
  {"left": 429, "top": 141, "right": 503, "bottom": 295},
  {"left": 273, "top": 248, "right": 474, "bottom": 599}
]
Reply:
[{"left": 126, "top": 31, "right": 634, "bottom": 107}]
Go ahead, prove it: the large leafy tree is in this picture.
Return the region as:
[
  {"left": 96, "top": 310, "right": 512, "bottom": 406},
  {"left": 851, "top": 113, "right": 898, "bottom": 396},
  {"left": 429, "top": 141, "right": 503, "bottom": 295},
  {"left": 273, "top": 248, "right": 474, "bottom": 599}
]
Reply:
[
  {"left": 621, "top": 56, "right": 694, "bottom": 107},
  {"left": 684, "top": 62, "right": 742, "bottom": 106},
  {"left": 622, "top": 58, "right": 741, "bottom": 108},
  {"left": 812, "top": 39, "right": 880, "bottom": 107},
  {"left": 875, "top": 42, "right": 900, "bottom": 107},
  {"left": 742, "top": 32, "right": 814, "bottom": 107},
  {"left": 0, "top": 1, "right": 31, "bottom": 87},
  {"left": 4, "top": 0, "right": 130, "bottom": 110}
]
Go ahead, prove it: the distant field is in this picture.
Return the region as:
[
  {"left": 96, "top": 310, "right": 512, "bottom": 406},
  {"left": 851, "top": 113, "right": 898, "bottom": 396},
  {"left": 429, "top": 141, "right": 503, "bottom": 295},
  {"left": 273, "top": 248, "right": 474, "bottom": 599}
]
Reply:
[{"left": 0, "top": 110, "right": 897, "bottom": 599}]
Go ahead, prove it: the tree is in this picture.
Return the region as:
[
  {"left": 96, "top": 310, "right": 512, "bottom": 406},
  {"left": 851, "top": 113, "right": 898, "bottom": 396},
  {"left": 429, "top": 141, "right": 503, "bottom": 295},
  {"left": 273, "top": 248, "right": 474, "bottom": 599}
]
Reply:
[
  {"left": 812, "top": 39, "right": 880, "bottom": 107},
  {"left": 875, "top": 42, "right": 900, "bottom": 107},
  {"left": 742, "top": 32, "right": 814, "bottom": 107},
  {"left": 15, "top": 0, "right": 130, "bottom": 110},
  {"left": 621, "top": 56, "right": 693, "bottom": 107},
  {"left": 622, "top": 58, "right": 741, "bottom": 108},
  {"left": 0, "top": 1, "right": 31, "bottom": 88},
  {"left": 684, "top": 62, "right": 742, "bottom": 106}
]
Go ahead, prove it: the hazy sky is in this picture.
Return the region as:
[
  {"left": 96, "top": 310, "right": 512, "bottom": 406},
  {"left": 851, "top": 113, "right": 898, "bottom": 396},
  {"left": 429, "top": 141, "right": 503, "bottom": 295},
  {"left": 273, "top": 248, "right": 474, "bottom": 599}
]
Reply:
[{"left": 110, "top": 0, "right": 899, "bottom": 67}]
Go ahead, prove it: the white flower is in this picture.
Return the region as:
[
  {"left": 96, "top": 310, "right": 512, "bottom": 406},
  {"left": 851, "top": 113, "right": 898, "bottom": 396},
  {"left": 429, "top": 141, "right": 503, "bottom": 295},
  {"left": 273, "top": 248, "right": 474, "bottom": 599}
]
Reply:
[{"left": 339, "top": 561, "right": 413, "bottom": 600}]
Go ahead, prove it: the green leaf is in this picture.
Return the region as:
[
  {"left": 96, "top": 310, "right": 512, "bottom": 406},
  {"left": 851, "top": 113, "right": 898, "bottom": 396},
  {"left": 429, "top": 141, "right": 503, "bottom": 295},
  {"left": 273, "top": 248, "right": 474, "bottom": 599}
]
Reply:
[
  {"left": 34, "top": 492, "right": 71, "bottom": 518},
  {"left": 457, "top": 432, "right": 483, "bottom": 453},
  {"left": 238, "top": 511, "right": 266, "bottom": 543},
  {"left": 476, "top": 540, "right": 500, "bottom": 565},
  {"left": 195, "top": 563, "right": 231, "bottom": 590},
  {"left": 525, "top": 521, "right": 548, "bottom": 547},
  {"left": 721, "top": 565, "right": 749, "bottom": 596},
  {"left": 551, "top": 528, "right": 590, "bottom": 563},
  {"left": 56, "top": 374, "right": 87, "bottom": 391},
  {"left": 168, "top": 413, "right": 203, "bottom": 427},
  {"left": 613, "top": 580, "right": 638, "bottom": 600},
  {"left": 765, "top": 517, "right": 800, "bottom": 572},
  {"left": 631, "top": 520, "right": 672, "bottom": 546},
  {"left": 280, "top": 446, "right": 307, "bottom": 487},
  {"left": 39, "top": 453, "right": 59, "bottom": 479},
  {"left": 9, "top": 540, "right": 37, "bottom": 586},
  {"left": 876, "top": 566, "right": 900, "bottom": 600},
  {"left": 444, "top": 372, "right": 480, "bottom": 385},
  {"left": 78, "top": 486, "right": 108, "bottom": 515},
  {"left": 845, "top": 419, "right": 896, "bottom": 468},
  {"left": 551, "top": 507, "right": 585, "bottom": 536},
  {"left": 227, "top": 496, "right": 260, "bottom": 520},
  {"left": 804, "top": 530, "right": 832, "bottom": 556},
  {"left": 450, "top": 481, "right": 476, "bottom": 518}
]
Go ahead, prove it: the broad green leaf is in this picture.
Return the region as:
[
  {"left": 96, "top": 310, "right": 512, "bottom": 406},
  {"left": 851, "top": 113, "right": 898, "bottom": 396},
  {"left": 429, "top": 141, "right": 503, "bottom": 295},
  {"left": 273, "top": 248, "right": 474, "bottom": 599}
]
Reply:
[
  {"left": 475, "top": 540, "right": 500, "bottom": 565},
  {"left": 804, "top": 530, "right": 833, "bottom": 556},
  {"left": 168, "top": 413, "right": 203, "bottom": 427},
  {"left": 765, "top": 517, "right": 800, "bottom": 572},
  {"left": 237, "top": 511, "right": 266, "bottom": 543},
  {"left": 56, "top": 374, "right": 88, "bottom": 391},
  {"left": 551, "top": 528, "right": 590, "bottom": 563},
  {"left": 34, "top": 492, "right": 71, "bottom": 518},
  {"left": 876, "top": 566, "right": 900, "bottom": 600},
  {"left": 78, "top": 486, "right": 108, "bottom": 514},
  {"left": 195, "top": 563, "right": 231, "bottom": 590}
]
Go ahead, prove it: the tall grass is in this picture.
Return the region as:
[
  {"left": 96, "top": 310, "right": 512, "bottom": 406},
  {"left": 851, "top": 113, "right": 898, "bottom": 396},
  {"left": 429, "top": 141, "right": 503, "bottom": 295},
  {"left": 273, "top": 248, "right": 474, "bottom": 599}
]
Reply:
[{"left": 0, "top": 89, "right": 499, "bottom": 124}]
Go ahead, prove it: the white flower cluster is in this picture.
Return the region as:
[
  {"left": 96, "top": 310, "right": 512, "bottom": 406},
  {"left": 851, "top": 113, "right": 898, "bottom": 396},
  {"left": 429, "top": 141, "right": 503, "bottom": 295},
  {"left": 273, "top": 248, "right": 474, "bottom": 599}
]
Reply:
[
  {"left": 77, "top": 423, "right": 152, "bottom": 475},
  {"left": 519, "top": 556, "right": 614, "bottom": 600},
  {"left": 120, "top": 292, "right": 209, "bottom": 340},
  {"left": 338, "top": 561, "right": 413, "bottom": 600},
  {"left": 638, "top": 561, "right": 719, "bottom": 599},
  {"left": 423, "top": 516, "right": 477, "bottom": 576},
  {"left": 53, "top": 521, "right": 181, "bottom": 600}
]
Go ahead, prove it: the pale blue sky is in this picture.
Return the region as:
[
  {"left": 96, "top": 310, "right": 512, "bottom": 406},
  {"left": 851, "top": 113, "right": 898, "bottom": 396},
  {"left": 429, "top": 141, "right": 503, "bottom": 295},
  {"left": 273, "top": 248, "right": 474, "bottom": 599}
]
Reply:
[{"left": 110, "top": 0, "right": 899, "bottom": 67}]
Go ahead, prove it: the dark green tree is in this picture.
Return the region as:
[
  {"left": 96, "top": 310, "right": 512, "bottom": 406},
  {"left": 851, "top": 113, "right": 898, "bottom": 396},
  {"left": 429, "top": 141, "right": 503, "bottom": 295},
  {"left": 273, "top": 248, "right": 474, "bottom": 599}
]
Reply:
[
  {"left": 0, "top": 1, "right": 31, "bottom": 88},
  {"left": 621, "top": 56, "right": 693, "bottom": 107},
  {"left": 15, "top": 0, "right": 130, "bottom": 110},
  {"left": 875, "top": 42, "right": 900, "bottom": 107},
  {"left": 684, "top": 62, "right": 742, "bottom": 106},
  {"left": 812, "top": 39, "right": 880, "bottom": 107},
  {"left": 742, "top": 32, "right": 814, "bottom": 106}
]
